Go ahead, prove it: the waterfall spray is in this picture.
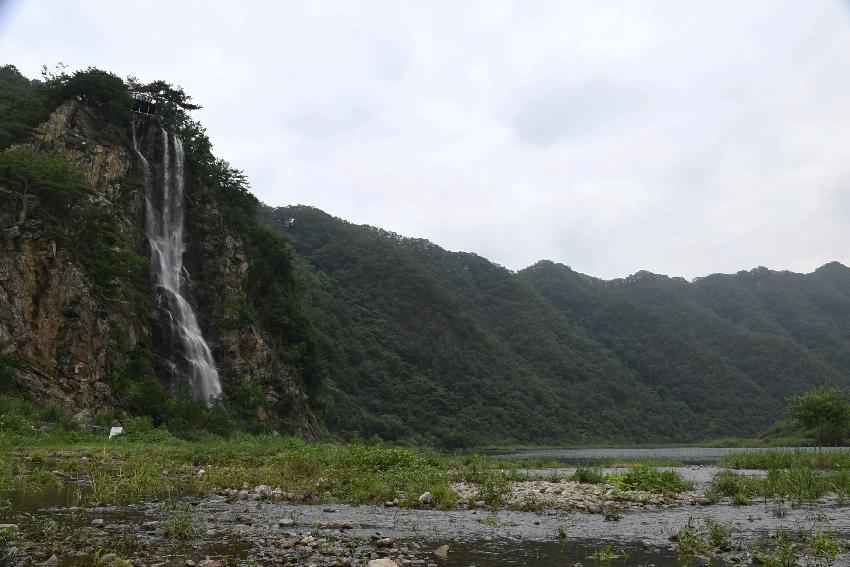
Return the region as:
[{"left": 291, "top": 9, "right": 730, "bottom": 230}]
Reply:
[{"left": 132, "top": 121, "right": 222, "bottom": 404}]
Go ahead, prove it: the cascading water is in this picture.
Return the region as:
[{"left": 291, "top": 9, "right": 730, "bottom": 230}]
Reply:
[{"left": 131, "top": 121, "right": 222, "bottom": 404}]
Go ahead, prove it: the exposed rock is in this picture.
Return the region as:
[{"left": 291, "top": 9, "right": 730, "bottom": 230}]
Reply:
[
  {"left": 367, "top": 559, "right": 399, "bottom": 567},
  {"left": 433, "top": 545, "right": 449, "bottom": 559},
  {"left": 418, "top": 491, "right": 432, "bottom": 505}
]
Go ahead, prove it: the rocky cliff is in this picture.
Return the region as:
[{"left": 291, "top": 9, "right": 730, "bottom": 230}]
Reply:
[{"left": 0, "top": 99, "right": 317, "bottom": 435}]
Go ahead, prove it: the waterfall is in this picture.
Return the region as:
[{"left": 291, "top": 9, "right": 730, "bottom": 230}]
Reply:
[{"left": 131, "top": 121, "right": 223, "bottom": 404}]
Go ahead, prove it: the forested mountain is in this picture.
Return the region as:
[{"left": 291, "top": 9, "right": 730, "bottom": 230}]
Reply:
[{"left": 263, "top": 205, "right": 850, "bottom": 446}]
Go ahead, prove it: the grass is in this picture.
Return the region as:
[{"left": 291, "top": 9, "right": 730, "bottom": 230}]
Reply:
[
  {"left": 598, "top": 458, "right": 685, "bottom": 468},
  {"left": 707, "top": 467, "right": 850, "bottom": 505},
  {"left": 569, "top": 465, "right": 693, "bottom": 495},
  {"left": 588, "top": 545, "right": 628, "bottom": 562},
  {"left": 162, "top": 501, "right": 196, "bottom": 540},
  {"left": 0, "top": 429, "right": 532, "bottom": 510},
  {"left": 753, "top": 527, "right": 848, "bottom": 567},
  {"left": 557, "top": 525, "right": 568, "bottom": 541},
  {"left": 717, "top": 450, "right": 850, "bottom": 470},
  {"left": 674, "top": 517, "right": 733, "bottom": 558}
]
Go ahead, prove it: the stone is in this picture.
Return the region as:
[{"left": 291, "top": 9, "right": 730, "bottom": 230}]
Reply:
[
  {"left": 375, "top": 537, "right": 394, "bottom": 547},
  {"left": 199, "top": 560, "right": 222, "bottom": 567},
  {"left": 185, "top": 561, "right": 196, "bottom": 567},
  {"left": 318, "top": 520, "right": 359, "bottom": 529},
  {"left": 418, "top": 492, "right": 432, "bottom": 505},
  {"left": 91, "top": 518, "right": 105, "bottom": 528},
  {"left": 41, "top": 555, "right": 59, "bottom": 566},
  {"left": 280, "top": 537, "right": 300, "bottom": 549},
  {"left": 278, "top": 518, "right": 295, "bottom": 527},
  {"left": 368, "top": 560, "right": 399, "bottom": 567},
  {"left": 433, "top": 545, "right": 449, "bottom": 559},
  {"left": 0, "top": 524, "right": 19, "bottom": 532},
  {"left": 72, "top": 409, "right": 92, "bottom": 424}
]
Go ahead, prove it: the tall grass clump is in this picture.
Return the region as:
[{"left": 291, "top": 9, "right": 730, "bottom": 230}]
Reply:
[{"left": 708, "top": 468, "right": 839, "bottom": 505}]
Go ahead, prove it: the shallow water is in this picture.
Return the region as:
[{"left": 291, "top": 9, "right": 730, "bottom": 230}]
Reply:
[
  {"left": 518, "top": 466, "right": 768, "bottom": 489},
  {"left": 494, "top": 446, "right": 848, "bottom": 465}
]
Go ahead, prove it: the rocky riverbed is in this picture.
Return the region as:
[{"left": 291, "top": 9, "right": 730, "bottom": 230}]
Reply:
[{"left": 5, "top": 475, "right": 850, "bottom": 567}]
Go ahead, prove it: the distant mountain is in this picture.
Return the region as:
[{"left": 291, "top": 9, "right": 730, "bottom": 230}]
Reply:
[{"left": 263, "top": 205, "right": 850, "bottom": 446}]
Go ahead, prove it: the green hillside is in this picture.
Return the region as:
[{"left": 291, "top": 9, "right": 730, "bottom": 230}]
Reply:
[{"left": 264, "top": 205, "right": 850, "bottom": 446}]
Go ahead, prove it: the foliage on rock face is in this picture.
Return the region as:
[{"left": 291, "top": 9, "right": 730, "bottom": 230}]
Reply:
[
  {"left": 787, "top": 387, "right": 850, "bottom": 446},
  {"left": 0, "top": 65, "right": 53, "bottom": 149},
  {"left": 0, "top": 147, "right": 90, "bottom": 209},
  {"left": 0, "top": 147, "right": 147, "bottom": 302}
]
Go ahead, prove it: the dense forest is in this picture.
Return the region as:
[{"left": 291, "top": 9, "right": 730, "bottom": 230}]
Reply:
[
  {"left": 263, "top": 205, "right": 850, "bottom": 447},
  {"left": 3, "top": 62, "right": 850, "bottom": 447}
]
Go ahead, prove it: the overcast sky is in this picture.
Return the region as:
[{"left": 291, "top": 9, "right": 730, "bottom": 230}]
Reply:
[{"left": 2, "top": 1, "right": 850, "bottom": 279}]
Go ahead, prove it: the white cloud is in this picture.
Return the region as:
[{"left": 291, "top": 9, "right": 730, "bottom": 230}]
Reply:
[{"left": 2, "top": 0, "right": 850, "bottom": 279}]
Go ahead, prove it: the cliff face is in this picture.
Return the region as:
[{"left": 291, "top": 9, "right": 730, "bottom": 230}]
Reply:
[
  {"left": 0, "top": 101, "right": 145, "bottom": 412},
  {"left": 0, "top": 100, "right": 316, "bottom": 434}
]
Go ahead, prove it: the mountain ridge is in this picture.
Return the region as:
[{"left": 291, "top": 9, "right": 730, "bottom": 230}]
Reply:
[{"left": 263, "top": 204, "right": 850, "bottom": 446}]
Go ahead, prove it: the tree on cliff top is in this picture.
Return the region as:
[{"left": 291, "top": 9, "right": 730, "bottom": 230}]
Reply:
[{"left": 44, "top": 67, "right": 131, "bottom": 124}]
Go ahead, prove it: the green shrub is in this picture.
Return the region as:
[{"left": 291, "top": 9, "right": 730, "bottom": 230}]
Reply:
[
  {"left": 93, "top": 409, "right": 123, "bottom": 428},
  {"left": 610, "top": 465, "right": 693, "bottom": 494},
  {"left": 570, "top": 467, "right": 605, "bottom": 484}
]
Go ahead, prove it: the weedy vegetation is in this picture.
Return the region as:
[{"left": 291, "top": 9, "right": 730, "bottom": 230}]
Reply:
[
  {"left": 588, "top": 545, "right": 628, "bottom": 562},
  {"left": 708, "top": 467, "right": 850, "bottom": 506},
  {"left": 674, "top": 517, "right": 734, "bottom": 559},
  {"left": 569, "top": 465, "right": 693, "bottom": 495}
]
